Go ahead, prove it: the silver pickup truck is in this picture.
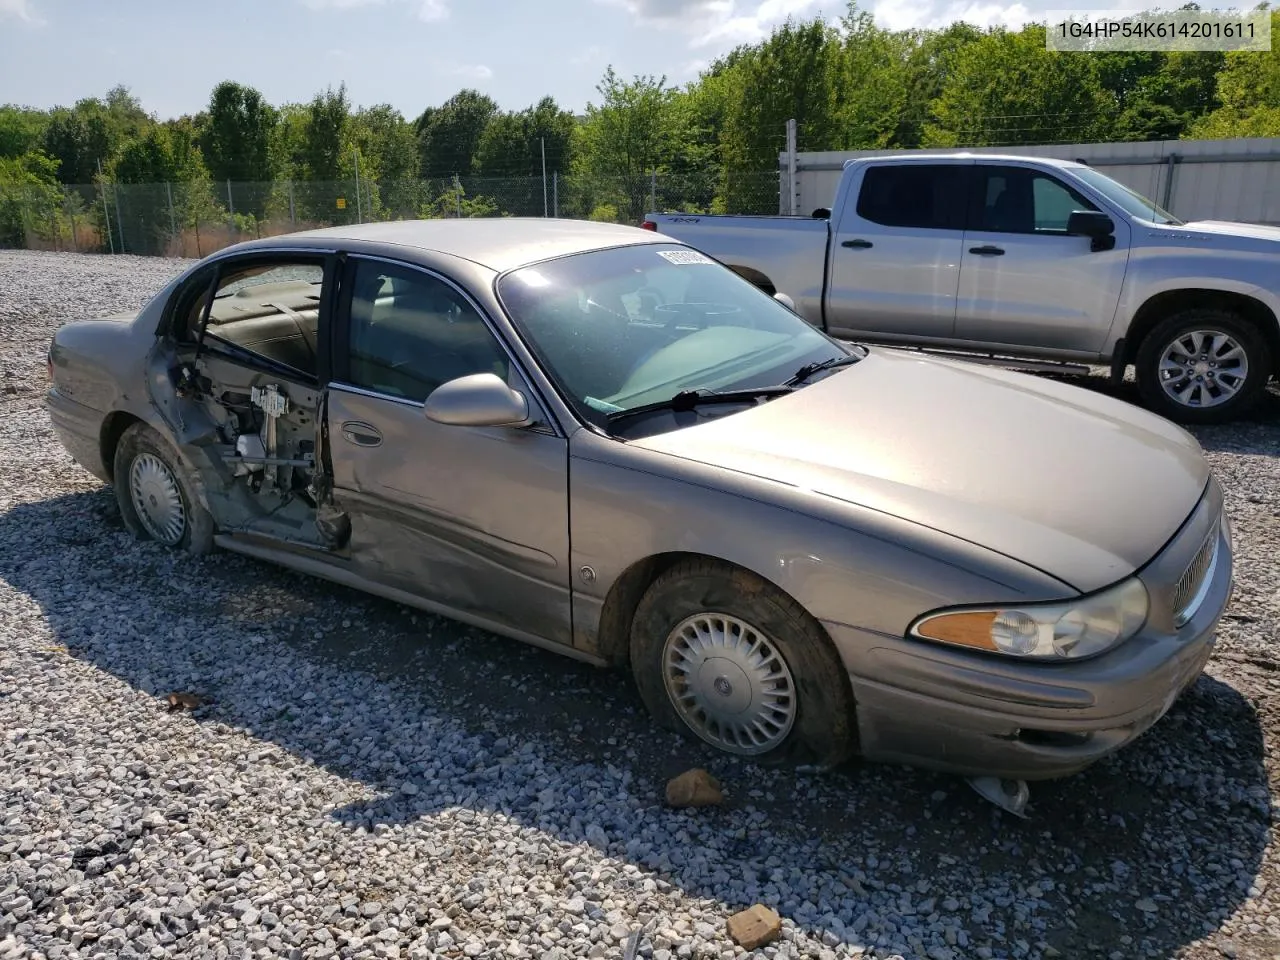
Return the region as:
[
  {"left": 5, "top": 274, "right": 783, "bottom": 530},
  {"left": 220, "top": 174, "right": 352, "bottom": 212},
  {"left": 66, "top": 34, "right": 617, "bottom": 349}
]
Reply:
[{"left": 644, "top": 153, "right": 1280, "bottom": 424}]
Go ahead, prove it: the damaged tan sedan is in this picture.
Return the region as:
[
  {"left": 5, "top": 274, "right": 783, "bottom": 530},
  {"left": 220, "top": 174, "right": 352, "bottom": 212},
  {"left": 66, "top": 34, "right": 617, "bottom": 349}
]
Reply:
[{"left": 47, "top": 220, "right": 1233, "bottom": 795}]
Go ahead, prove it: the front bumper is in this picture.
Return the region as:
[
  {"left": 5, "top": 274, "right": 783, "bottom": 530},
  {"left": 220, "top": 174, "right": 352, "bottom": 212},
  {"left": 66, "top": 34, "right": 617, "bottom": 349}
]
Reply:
[{"left": 824, "top": 480, "right": 1233, "bottom": 781}]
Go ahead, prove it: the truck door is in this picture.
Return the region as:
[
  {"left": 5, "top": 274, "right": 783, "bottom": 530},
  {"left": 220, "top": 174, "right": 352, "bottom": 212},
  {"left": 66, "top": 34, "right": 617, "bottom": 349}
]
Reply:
[
  {"left": 824, "top": 160, "right": 970, "bottom": 342},
  {"left": 954, "top": 162, "right": 1131, "bottom": 356}
]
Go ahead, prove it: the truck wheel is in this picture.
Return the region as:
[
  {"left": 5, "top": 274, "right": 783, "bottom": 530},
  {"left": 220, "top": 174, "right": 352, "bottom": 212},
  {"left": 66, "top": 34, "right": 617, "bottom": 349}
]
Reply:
[
  {"left": 629, "top": 558, "right": 857, "bottom": 768},
  {"left": 114, "top": 422, "right": 215, "bottom": 555},
  {"left": 1135, "top": 309, "right": 1272, "bottom": 425}
]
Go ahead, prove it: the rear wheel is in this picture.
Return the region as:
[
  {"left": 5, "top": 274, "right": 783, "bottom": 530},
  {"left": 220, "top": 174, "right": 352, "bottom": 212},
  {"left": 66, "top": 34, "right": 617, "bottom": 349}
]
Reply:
[
  {"left": 1135, "top": 309, "right": 1272, "bottom": 424},
  {"left": 113, "top": 422, "right": 214, "bottom": 554},
  {"left": 629, "top": 558, "right": 856, "bottom": 767}
]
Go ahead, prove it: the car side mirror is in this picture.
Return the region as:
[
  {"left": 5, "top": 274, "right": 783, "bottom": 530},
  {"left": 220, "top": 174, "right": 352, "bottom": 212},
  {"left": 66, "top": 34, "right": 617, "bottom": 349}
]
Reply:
[
  {"left": 423, "top": 373, "right": 533, "bottom": 428},
  {"left": 773, "top": 292, "right": 797, "bottom": 312},
  {"left": 1067, "top": 210, "right": 1117, "bottom": 251}
]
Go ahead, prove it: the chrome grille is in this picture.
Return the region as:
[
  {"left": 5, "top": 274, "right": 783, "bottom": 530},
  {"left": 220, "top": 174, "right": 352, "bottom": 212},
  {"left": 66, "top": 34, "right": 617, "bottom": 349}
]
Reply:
[{"left": 1173, "top": 529, "right": 1218, "bottom": 627}]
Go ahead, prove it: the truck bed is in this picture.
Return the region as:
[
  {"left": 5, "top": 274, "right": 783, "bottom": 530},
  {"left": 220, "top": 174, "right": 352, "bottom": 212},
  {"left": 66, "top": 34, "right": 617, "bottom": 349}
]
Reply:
[{"left": 643, "top": 213, "right": 831, "bottom": 326}]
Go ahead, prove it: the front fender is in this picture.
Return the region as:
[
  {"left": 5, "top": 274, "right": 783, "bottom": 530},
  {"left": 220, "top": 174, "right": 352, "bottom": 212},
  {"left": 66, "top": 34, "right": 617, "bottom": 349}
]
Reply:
[
  {"left": 566, "top": 430, "right": 1071, "bottom": 662},
  {"left": 1109, "top": 247, "right": 1280, "bottom": 353}
]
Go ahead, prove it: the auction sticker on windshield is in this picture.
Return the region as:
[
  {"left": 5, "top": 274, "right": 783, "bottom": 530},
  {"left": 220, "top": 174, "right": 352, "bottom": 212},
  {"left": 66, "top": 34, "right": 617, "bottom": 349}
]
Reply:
[{"left": 657, "top": 250, "right": 714, "bottom": 265}]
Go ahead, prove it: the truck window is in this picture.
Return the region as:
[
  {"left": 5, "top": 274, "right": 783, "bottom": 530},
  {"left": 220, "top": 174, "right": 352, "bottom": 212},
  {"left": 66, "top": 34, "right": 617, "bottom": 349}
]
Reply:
[
  {"left": 971, "top": 166, "right": 1099, "bottom": 235},
  {"left": 854, "top": 165, "right": 967, "bottom": 230}
]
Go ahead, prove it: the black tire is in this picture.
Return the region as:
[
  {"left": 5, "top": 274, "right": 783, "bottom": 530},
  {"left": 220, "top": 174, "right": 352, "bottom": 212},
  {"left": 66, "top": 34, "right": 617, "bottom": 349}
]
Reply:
[
  {"left": 629, "top": 558, "right": 857, "bottom": 768},
  {"left": 113, "top": 421, "right": 215, "bottom": 555},
  {"left": 1135, "top": 309, "right": 1272, "bottom": 425}
]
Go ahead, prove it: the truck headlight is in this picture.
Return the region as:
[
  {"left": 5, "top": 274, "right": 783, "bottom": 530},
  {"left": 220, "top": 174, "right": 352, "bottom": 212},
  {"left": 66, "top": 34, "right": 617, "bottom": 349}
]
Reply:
[{"left": 909, "top": 577, "right": 1149, "bottom": 660}]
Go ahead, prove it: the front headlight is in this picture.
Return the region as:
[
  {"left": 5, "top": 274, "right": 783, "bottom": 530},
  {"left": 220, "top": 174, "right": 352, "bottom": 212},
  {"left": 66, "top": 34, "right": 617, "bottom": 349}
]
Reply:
[{"left": 909, "top": 576, "right": 1150, "bottom": 660}]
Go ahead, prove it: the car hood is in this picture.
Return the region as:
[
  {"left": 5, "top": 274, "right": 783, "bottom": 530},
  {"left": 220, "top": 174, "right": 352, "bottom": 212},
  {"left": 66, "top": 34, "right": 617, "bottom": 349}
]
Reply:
[
  {"left": 1167, "top": 220, "right": 1280, "bottom": 248},
  {"left": 630, "top": 350, "right": 1209, "bottom": 593}
]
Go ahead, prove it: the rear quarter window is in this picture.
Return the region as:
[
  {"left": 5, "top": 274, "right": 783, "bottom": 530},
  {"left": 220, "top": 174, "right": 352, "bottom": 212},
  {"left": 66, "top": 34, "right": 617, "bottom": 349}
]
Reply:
[{"left": 854, "top": 164, "right": 968, "bottom": 231}]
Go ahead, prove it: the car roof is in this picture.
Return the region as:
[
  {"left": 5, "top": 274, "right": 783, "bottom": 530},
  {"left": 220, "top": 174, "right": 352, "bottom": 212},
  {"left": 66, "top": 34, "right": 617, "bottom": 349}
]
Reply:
[
  {"left": 847, "top": 153, "right": 1086, "bottom": 169},
  {"left": 242, "top": 217, "right": 669, "bottom": 273}
]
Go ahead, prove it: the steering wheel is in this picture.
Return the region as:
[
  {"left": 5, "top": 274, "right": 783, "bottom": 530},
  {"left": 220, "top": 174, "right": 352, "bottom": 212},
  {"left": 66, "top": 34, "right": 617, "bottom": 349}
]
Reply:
[{"left": 651, "top": 301, "right": 745, "bottom": 331}]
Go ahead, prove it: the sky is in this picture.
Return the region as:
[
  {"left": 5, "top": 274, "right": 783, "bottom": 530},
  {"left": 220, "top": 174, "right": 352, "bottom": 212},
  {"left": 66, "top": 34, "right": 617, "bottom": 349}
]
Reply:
[{"left": 1, "top": 0, "right": 1152, "bottom": 120}]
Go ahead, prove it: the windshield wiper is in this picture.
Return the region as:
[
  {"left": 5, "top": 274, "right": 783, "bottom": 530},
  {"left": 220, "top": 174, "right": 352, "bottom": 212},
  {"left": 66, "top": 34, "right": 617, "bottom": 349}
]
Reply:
[
  {"left": 786, "top": 352, "right": 862, "bottom": 386},
  {"left": 605, "top": 386, "right": 794, "bottom": 425}
]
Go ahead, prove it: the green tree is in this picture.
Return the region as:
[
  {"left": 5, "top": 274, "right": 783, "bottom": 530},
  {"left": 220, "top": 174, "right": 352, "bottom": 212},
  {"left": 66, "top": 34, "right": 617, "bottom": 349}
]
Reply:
[
  {"left": 0, "top": 150, "right": 62, "bottom": 247},
  {"left": 719, "top": 18, "right": 844, "bottom": 211},
  {"left": 1190, "top": 8, "right": 1280, "bottom": 137},
  {"left": 351, "top": 103, "right": 422, "bottom": 216},
  {"left": 0, "top": 106, "right": 51, "bottom": 159},
  {"left": 415, "top": 89, "right": 498, "bottom": 178},
  {"left": 1093, "top": 50, "right": 1223, "bottom": 140},
  {"left": 40, "top": 101, "right": 118, "bottom": 184},
  {"left": 893, "top": 22, "right": 984, "bottom": 147},
  {"left": 573, "top": 68, "right": 678, "bottom": 219},
  {"left": 201, "top": 81, "right": 277, "bottom": 187},
  {"left": 924, "top": 25, "right": 1110, "bottom": 146},
  {"left": 475, "top": 96, "right": 575, "bottom": 177},
  {"left": 303, "top": 84, "right": 350, "bottom": 181},
  {"left": 269, "top": 103, "right": 310, "bottom": 179},
  {"left": 104, "top": 85, "right": 151, "bottom": 144},
  {"left": 111, "top": 125, "right": 213, "bottom": 254},
  {"left": 836, "top": 6, "right": 912, "bottom": 149}
]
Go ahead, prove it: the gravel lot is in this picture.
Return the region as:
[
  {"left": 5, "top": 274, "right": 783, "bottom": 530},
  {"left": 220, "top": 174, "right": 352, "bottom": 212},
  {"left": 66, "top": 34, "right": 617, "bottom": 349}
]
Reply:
[{"left": 2, "top": 248, "right": 1279, "bottom": 960}]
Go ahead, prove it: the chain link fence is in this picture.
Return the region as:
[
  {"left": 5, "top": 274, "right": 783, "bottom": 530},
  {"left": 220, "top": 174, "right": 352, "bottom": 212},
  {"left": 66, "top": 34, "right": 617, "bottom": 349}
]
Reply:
[{"left": 0, "top": 171, "right": 781, "bottom": 258}]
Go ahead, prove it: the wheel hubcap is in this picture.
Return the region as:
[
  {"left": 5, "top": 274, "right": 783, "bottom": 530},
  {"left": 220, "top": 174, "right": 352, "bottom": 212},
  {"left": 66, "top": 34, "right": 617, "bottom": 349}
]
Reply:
[
  {"left": 129, "top": 453, "right": 186, "bottom": 545},
  {"left": 1158, "top": 330, "right": 1248, "bottom": 409},
  {"left": 662, "top": 613, "right": 796, "bottom": 755}
]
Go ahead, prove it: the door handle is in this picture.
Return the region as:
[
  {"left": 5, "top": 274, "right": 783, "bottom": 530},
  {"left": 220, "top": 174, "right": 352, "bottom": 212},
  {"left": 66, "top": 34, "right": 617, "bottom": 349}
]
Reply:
[
  {"left": 340, "top": 421, "right": 383, "bottom": 447},
  {"left": 841, "top": 238, "right": 874, "bottom": 249},
  {"left": 968, "top": 245, "right": 1005, "bottom": 256}
]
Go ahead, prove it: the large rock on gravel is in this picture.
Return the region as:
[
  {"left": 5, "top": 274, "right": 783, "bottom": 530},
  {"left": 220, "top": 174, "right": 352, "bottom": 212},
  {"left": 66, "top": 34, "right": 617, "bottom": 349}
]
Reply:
[
  {"left": 664, "top": 768, "right": 723, "bottom": 808},
  {"left": 726, "top": 904, "right": 781, "bottom": 949}
]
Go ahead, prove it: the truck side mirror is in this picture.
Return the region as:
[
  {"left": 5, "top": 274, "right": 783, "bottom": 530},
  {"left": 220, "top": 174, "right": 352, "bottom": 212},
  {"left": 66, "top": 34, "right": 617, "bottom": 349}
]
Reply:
[{"left": 1067, "top": 210, "right": 1117, "bottom": 251}]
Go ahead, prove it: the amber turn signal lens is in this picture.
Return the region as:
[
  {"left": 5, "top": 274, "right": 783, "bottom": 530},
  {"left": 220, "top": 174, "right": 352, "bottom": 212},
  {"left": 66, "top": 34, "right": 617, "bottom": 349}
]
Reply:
[{"left": 913, "top": 610, "right": 998, "bottom": 651}]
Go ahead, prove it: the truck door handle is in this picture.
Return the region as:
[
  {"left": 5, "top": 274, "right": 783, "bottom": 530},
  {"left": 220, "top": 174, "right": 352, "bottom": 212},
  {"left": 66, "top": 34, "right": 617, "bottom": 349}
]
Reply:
[
  {"left": 841, "top": 238, "right": 874, "bottom": 249},
  {"left": 968, "top": 245, "right": 1005, "bottom": 256},
  {"left": 340, "top": 421, "right": 383, "bottom": 447}
]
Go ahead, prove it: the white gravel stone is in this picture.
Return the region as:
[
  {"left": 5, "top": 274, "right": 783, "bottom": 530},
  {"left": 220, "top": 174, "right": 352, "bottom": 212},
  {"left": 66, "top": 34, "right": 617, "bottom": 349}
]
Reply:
[{"left": 1, "top": 249, "right": 1279, "bottom": 960}]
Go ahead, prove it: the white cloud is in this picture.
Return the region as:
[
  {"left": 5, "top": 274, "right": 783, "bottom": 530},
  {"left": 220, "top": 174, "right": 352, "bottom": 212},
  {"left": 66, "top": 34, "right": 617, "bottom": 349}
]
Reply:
[
  {"left": 868, "top": 0, "right": 1146, "bottom": 30},
  {"left": 601, "top": 0, "right": 824, "bottom": 48},
  {"left": 0, "top": 0, "right": 44, "bottom": 23},
  {"left": 444, "top": 63, "right": 494, "bottom": 80},
  {"left": 299, "top": 0, "right": 450, "bottom": 21},
  {"left": 570, "top": 44, "right": 609, "bottom": 65}
]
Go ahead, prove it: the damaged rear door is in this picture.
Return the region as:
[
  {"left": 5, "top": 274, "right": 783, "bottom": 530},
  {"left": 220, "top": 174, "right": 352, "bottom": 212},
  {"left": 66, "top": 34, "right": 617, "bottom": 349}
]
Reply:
[
  {"left": 324, "top": 254, "right": 574, "bottom": 647},
  {"left": 149, "top": 250, "right": 344, "bottom": 551}
]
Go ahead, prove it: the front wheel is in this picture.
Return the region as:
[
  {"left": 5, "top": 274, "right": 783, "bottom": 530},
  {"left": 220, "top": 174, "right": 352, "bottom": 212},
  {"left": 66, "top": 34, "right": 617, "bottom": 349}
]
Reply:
[
  {"left": 113, "top": 422, "right": 215, "bottom": 554},
  {"left": 1135, "top": 309, "right": 1272, "bottom": 425},
  {"left": 629, "top": 558, "right": 857, "bottom": 767}
]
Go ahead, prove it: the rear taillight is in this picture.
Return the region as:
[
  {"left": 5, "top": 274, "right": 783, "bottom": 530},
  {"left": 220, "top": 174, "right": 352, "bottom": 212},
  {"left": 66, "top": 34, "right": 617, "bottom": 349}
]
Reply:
[{"left": 641, "top": 220, "right": 657, "bottom": 231}]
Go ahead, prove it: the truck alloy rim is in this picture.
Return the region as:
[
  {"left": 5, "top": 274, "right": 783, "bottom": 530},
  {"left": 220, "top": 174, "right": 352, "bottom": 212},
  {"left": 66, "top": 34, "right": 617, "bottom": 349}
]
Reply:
[
  {"left": 1158, "top": 330, "right": 1248, "bottom": 408},
  {"left": 662, "top": 613, "right": 796, "bottom": 755},
  {"left": 129, "top": 453, "right": 186, "bottom": 546}
]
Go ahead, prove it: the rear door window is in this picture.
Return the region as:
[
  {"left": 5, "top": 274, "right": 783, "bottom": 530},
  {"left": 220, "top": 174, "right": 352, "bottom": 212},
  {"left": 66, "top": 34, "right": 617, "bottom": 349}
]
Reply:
[{"left": 854, "top": 164, "right": 968, "bottom": 230}]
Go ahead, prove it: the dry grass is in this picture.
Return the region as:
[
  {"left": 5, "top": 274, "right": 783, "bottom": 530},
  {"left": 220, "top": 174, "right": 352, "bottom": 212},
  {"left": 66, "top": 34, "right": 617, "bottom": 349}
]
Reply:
[
  {"left": 22, "top": 223, "right": 103, "bottom": 253},
  {"left": 162, "top": 220, "right": 329, "bottom": 258}
]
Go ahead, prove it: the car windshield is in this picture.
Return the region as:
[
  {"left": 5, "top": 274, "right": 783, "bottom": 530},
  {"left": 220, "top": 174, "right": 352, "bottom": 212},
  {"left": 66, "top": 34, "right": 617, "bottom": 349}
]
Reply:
[
  {"left": 496, "top": 243, "right": 858, "bottom": 433},
  {"left": 1070, "top": 167, "right": 1184, "bottom": 226}
]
